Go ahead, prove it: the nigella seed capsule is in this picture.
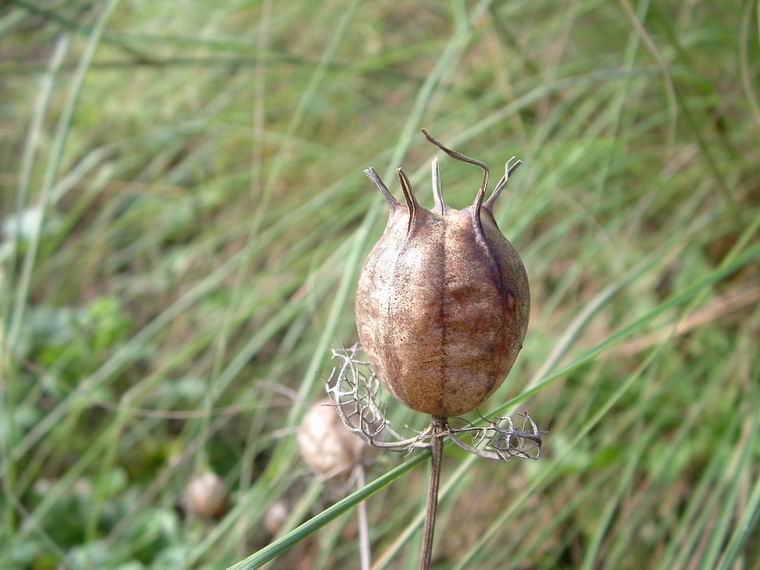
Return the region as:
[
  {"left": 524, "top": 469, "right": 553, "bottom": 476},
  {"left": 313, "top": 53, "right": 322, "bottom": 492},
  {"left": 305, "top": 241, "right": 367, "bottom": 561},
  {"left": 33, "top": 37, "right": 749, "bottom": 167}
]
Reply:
[
  {"left": 298, "top": 399, "right": 364, "bottom": 480},
  {"left": 355, "top": 130, "right": 529, "bottom": 418}
]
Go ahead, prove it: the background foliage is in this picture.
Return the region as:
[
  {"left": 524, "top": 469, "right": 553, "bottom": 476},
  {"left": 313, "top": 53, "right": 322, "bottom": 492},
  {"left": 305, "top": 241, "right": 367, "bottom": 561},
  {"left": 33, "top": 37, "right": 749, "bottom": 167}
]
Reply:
[{"left": 1, "top": 0, "right": 759, "bottom": 568}]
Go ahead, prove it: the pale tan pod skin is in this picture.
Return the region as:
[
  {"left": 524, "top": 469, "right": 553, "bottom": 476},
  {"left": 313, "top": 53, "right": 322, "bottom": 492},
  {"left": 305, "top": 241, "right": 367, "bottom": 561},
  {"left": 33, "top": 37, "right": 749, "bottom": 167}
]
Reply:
[
  {"left": 183, "top": 471, "right": 228, "bottom": 519},
  {"left": 356, "top": 158, "right": 529, "bottom": 418},
  {"left": 298, "top": 399, "right": 364, "bottom": 478}
]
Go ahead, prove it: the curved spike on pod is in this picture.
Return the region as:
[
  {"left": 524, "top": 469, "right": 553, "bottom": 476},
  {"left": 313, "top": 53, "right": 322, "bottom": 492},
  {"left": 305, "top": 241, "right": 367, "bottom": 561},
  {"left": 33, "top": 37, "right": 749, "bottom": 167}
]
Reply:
[
  {"left": 420, "top": 129, "right": 490, "bottom": 216},
  {"left": 396, "top": 168, "right": 418, "bottom": 234},
  {"left": 363, "top": 167, "right": 400, "bottom": 209},
  {"left": 483, "top": 157, "right": 522, "bottom": 211},
  {"left": 431, "top": 158, "right": 446, "bottom": 215}
]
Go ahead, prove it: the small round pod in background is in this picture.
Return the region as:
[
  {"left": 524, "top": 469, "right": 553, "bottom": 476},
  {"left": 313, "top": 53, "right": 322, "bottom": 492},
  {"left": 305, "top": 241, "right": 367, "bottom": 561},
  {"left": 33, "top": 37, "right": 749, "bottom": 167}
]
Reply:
[
  {"left": 264, "top": 500, "right": 289, "bottom": 536},
  {"left": 183, "top": 471, "right": 228, "bottom": 519},
  {"left": 298, "top": 399, "right": 364, "bottom": 480}
]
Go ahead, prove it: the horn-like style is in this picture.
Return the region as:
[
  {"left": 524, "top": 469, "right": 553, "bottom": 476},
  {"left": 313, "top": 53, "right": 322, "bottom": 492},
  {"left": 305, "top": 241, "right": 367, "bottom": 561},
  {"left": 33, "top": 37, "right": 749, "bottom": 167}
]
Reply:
[
  {"left": 396, "top": 168, "right": 418, "bottom": 234},
  {"left": 431, "top": 158, "right": 445, "bottom": 215},
  {"left": 421, "top": 128, "right": 490, "bottom": 217},
  {"left": 363, "top": 167, "right": 399, "bottom": 209},
  {"left": 484, "top": 157, "right": 522, "bottom": 211}
]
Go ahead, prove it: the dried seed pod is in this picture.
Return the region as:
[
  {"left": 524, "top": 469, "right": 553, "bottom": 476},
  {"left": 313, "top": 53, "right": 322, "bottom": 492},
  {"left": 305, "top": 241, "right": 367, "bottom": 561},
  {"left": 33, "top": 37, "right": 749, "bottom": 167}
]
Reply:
[
  {"left": 298, "top": 399, "right": 364, "bottom": 479},
  {"left": 356, "top": 131, "right": 529, "bottom": 417},
  {"left": 183, "top": 471, "right": 228, "bottom": 519},
  {"left": 264, "top": 500, "right": 289, "bottom": 535}
]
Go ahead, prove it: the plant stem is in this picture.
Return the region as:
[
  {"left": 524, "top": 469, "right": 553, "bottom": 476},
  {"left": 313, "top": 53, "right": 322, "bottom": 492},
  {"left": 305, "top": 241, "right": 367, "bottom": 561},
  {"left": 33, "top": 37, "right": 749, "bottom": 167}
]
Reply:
[
  {"left": 356, "top": 464, "right": 372, "bottom": 570},
  {"left": 419, "top": 417, "right": 446, "bottom": 570}
]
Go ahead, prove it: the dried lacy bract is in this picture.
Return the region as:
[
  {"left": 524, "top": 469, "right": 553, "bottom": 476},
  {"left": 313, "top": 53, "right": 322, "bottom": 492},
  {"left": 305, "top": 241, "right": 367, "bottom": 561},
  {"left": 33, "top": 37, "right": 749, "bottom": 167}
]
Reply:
[{"left": 326, "top": 345, "right": 542, "bottom": 461}]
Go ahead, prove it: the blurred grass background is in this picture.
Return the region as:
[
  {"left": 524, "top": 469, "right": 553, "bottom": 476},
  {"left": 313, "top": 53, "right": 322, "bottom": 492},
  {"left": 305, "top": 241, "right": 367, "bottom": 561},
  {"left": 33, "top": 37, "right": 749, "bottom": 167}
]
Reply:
[{"left": 1, "top": 0, "right": 759, "bottom": 568}]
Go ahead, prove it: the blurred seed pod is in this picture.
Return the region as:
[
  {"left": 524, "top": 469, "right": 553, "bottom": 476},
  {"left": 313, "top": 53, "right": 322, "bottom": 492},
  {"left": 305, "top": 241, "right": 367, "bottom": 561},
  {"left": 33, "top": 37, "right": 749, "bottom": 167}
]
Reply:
[
  {"left": 33, "top": 478, "right": 55, "bottom": 496},
  {"left": 183, "top": 471, "right": 228, "bottom": 519},
  {"left": 264, "top": 500, "right": 289, "bottom": 536},
  {"left": 298, "top": 399, "right": 364, "bottom": 480}
]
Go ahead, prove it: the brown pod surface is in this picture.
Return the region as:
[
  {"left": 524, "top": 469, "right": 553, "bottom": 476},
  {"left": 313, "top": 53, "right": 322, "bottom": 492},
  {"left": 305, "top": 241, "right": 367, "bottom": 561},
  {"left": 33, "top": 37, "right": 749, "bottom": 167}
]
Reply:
[{"left": 356, "top": 147, "right": 529, "bottom": 417}]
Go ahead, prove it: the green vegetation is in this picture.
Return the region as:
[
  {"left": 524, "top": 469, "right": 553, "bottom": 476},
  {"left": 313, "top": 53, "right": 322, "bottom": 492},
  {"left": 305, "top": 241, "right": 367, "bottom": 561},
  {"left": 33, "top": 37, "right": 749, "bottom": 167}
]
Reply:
[{"left": 1, "top": 0, "right": 758, "bottom": 568}]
